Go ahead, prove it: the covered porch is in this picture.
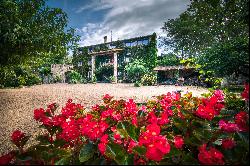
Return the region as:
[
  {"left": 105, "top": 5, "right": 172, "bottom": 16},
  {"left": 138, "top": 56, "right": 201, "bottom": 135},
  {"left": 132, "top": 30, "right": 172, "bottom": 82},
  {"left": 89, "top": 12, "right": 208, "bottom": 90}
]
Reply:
[
  {"left": 153, "top": 65, "right": 197, "bottom": 85},
  {"left": 89, "top": 48, "right": 123, "bottom": 83}
]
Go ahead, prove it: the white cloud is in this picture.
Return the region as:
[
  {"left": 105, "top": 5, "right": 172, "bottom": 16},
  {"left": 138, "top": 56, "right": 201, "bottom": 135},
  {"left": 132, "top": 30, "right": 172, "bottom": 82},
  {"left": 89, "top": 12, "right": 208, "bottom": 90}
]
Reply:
[{"left": 77, "top": 0, "right": 190, "bottom": 55}]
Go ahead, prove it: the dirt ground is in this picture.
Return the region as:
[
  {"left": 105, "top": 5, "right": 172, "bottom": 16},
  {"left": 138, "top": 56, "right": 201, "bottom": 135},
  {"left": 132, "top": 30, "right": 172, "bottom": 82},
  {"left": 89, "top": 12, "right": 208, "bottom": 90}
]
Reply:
[{"left": 0, "top": 83, "right": 209, "bottom": 155}]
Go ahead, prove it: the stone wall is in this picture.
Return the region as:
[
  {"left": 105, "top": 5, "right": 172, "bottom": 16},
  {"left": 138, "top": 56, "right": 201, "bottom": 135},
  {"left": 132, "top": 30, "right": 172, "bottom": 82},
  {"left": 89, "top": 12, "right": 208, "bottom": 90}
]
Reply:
[{"left": 51, "top": 64, "right": 73, "bottom": 83}]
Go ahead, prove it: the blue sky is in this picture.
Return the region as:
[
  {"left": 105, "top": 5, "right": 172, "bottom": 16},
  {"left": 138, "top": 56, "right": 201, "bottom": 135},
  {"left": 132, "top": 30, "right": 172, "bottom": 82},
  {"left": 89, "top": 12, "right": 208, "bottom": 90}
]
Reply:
[{"left": 46, "top": 0, "right": 190, "bottom": 54}]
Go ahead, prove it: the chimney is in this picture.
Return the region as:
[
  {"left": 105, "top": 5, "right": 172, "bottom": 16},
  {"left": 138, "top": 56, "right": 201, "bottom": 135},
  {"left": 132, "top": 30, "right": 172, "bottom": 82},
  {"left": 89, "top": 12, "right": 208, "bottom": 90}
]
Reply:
[{"left": 104, "top": 36, "right": 107, "bottom": 43}]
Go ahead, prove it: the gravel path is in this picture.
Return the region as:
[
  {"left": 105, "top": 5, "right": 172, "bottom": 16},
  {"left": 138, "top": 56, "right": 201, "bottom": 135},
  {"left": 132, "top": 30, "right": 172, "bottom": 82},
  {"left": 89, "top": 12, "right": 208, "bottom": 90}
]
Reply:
[{"left": 0, "top": 83, "right": 208, "bottom": 155}]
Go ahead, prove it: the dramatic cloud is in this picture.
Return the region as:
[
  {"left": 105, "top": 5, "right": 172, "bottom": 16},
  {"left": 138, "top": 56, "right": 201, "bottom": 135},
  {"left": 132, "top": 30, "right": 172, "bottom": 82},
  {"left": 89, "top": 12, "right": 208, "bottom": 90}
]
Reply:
[{"left": 76, "top": 0, "right": 190, "bottom": 54}]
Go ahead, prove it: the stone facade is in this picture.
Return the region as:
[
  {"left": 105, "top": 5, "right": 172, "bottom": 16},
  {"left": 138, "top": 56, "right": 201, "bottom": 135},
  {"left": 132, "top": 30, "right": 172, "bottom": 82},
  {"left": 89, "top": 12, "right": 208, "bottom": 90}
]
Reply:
[{"left": 51, "top": 64, "right": 73, "bottom": 83}]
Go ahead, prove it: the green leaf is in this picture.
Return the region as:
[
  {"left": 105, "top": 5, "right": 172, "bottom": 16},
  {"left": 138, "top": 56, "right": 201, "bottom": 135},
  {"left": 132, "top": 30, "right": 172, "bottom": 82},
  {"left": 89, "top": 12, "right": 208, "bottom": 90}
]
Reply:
[
  {"left": 181, "top": 152, "right": 199, "bottom": 165},
  {"left": 55, "top": 157, "right": 70, "bottom": 165},
  {"left": 116, "top": 129, "right": 129, "bottom": 139},
  {"left": 133, "top": 146, "right": 146, "bottom": 156},
  {"left": 105, "top": 143, "right": 128, "bottom": 165},
  {"left": 79, "top": 142, "right": 96, "bottom": 163},
  {"left": 53, "top": 139, "right": 67, "bottom": 148},
  {"left": 36, "top": 135, "right": 51, "bottom": 145},
  {"left": 117, "top": 121, "right": 139, "bottom": 141}
]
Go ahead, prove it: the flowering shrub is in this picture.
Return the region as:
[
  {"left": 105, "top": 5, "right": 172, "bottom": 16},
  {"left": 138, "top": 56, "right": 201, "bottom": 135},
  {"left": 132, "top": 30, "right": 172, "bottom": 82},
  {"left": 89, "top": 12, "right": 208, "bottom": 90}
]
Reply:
[{"left": 0, "top": 84, "right": 249, "bottom": 165}]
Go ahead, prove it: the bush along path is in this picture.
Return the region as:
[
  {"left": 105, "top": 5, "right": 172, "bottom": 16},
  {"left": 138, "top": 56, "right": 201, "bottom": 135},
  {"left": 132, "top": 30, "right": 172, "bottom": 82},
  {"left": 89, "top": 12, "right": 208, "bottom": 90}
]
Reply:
[{"left": 0, "top": 84, "right": 249, "bottom": 165}]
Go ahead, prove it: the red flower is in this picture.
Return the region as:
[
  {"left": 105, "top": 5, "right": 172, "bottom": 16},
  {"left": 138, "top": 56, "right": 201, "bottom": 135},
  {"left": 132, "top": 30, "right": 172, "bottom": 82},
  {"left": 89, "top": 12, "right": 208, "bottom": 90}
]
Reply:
[
  {"left": 241, "top": 83, "right": 249, "bottom": 100},
  {"left": 92, "top": 104, "right": 100, "bottom": 111},
  {"left": 196, "top": 105, "right": 215, "bottom": 121},
  {"left": 52, "top": 115, "right": 66, "bottom": 126},
  {"left": 127, "top": 139, "right": 137, "bottom": 153},
  {"left": 222, "top": 139, "right": 236, "bottom": 149},
  {"left": 198, "top": 144, "right": 224, "bottom": 165},
  {"left": 34, "top": 108, "right": 45, "bottom": 121},
  {"left": 101, "top": 109, "right": 114, "bottom": 119},
  {"left": 145, "top": 135, "right": 171, "bottom": 161},
  {"left": 80, "top": 115, "right": 109, "bottom": 141},
  {"left": 178, "top": 110, "right": 185, "bottom": 120},
  {"left": 134, "top": 157, "right": 146, "bottom": 165},
  {"left": 11, "top": 130, "right": 26, "bottom": 147},
  {"left": 174, "top": 136, "right": 184, "bottom": 149},
  {"left": 0, "top": 151, "right": 16, "bottom": 165},
  {"left": 41, "top": 117, "right": 53, "bottom": 127},
  {"left": 219, "top": 120, "right": 239, "bottom": 133},
  {"left": 146, "top": 145, "right": 162, "bottom": 161},
  {"left": 98, "top": 134, "right": 109, "bottom": 155},
  {"left": 139, "top": 125, "right": 170, "bottom": 162},
  {"left": 158, "top": 111, "right": 170, "bottom": 125},
  {"left": 60, "top": 118, "right": 80, "bottom": 142},
  {"left": 147, "top": 111, "right": 158, "bottom": 124},
  {"left": 131, "top": 115, "right": 137, "bottom": 127},
  {"left": 114, "top": 133, "right": 122, "bottom": 144},
  {"left": 146, "top": 123, "right": 161, "bottom": 135},
  {"left": 100, "top": 134, "right": 109, "bottom": 144},
  {"left": 235, "top": 111, "right": 249, "bottom": 132},
  {"left": 98, "top": 143, "right": 107, "bottom": 155},
  {"left": 103, "top": 94, "right": 113, "bottom": 104},
  {"left": 111, "top": 112, "right": 122, "bottom": 121},
  {"left": 124, "top": 99, "right": 138, "bottom": 117}
]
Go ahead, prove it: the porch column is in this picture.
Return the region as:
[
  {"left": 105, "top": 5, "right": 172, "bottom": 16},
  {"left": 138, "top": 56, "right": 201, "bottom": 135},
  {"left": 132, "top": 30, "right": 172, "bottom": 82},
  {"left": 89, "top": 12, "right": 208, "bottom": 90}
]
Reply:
[
  {"left": 91, "top": 55, "right": 96, "bottom": 82},
  {"left": 113, "top": 52, "right": 118, "bottom": 83}
]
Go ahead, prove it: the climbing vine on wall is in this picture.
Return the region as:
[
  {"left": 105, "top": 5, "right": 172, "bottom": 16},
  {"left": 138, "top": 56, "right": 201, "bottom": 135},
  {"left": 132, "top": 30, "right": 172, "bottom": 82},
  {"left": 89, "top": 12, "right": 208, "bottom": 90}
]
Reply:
[
  {"left": 73, "top": 33, "right": 158, "bottom": 81},
  {"left": 72, "top": 47, "right": 91, "bottom": 79}
]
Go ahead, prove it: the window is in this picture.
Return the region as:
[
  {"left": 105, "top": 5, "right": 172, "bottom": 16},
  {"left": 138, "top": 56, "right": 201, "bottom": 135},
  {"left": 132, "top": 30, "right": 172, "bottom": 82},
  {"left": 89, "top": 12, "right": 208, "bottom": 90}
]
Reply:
[
  {"left": 131, "top": 41, "right": 137, "bottom": 47},
  {"left": 137, "top": 40, "right": 143, "bottom": 45},
  {"left": 125, "top": 42, "right": 131, "bottom": 47},
  {"left": 125, "top": 57, "right": 130, "bottom": 63},
  {"left": 142, "top": 39, "right": 149, "bottom": 45},
  {"left": 110, "top": 44, "right": 116, "bottom": 49},
  {"left": 88, "top": 47, "right": 93, "bottom": 53},
  {"left": 78, "top": 61, "right": 82, "bottom": 67}
]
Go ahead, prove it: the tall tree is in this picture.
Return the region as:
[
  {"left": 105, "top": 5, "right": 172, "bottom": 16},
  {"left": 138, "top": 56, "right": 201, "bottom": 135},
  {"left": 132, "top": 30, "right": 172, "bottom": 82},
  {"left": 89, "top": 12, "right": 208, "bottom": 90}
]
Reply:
[
  {"left": 162, "top": 0, "right": 249, "bottom": 57},
  {"left": 162, "top": 0, "right": 249, "bottom": 80},
  {"left": 0, "top": 0, "right": 79, "bottom": 66}
]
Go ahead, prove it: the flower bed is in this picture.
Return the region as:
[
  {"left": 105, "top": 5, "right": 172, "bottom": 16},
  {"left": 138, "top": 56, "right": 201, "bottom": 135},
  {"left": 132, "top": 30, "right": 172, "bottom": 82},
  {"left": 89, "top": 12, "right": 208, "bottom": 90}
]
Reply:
[{"left": 0, "top": 84, "right": 249, "bottom": 165}]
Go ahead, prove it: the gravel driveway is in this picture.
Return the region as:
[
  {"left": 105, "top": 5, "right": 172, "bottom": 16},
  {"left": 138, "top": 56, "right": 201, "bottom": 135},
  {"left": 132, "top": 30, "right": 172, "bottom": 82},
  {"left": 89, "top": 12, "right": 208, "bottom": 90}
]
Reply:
[{"left": 0, "top": 83, "right": 208, "bottom": 155}]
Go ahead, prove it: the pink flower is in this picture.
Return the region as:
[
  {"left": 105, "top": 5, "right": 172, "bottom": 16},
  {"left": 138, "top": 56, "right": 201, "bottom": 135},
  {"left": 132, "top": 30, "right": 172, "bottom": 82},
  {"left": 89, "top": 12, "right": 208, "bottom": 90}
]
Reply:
[
  {"left": 174, "top": 136, "right": 184, "bottom": 149},
  {"left": 213, "top": 90, "right": 224, "bottom": 101},
  {"left": 219, "top": 120, "right": 239, "bottom": 133},
  {"left": 140, "top": 105, "right": 147, "bottom": 112}
]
